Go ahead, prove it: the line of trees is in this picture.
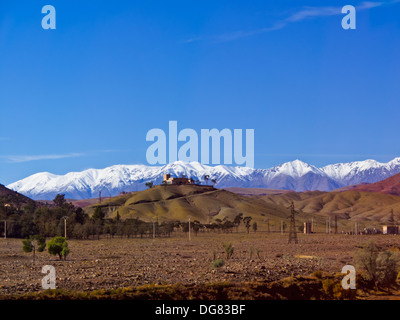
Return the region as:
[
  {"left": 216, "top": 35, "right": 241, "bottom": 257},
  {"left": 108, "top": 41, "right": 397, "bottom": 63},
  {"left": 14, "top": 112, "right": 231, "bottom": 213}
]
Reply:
[
  {"left": 1, "top": 194, "right": 257, "bottom": 239},
  {"left": 0, "top": 194, "right": 173, "bottom": 239},
  {"left": 179, "top": 214, "right": 256, "bottom": 235}
]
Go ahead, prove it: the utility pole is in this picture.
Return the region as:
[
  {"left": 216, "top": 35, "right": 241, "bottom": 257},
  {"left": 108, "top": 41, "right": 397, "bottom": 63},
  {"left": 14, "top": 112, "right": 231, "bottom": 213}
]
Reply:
[
  {"left": 288, "top": 201, "right": 298, "bottom": 244},
  {"left": 326, "top": 217, "right": 331, "bottom": 234},
  {"left": 62, "top": 216, "right": 68, "bottom": 239},
  {"left": 4, "top": 203, "right": 10, "bottom": 240},
  {"left": 188, "top": 217, "right": 191, "bottom": 241},
  {"left": 153, "top": 221, "right": 155, "bottom": 239},
  {"left": 311, "top": 217, "right": 314, "bottom": 233}
]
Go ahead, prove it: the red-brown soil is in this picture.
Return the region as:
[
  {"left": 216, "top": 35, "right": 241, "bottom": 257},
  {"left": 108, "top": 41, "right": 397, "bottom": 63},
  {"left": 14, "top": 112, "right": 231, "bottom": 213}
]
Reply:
[
  {"left": 336, "top": 173, "right": 400, "bottom": 196},
  {"left": 2, "top": 232, "right": 400, "bottom": 299}
]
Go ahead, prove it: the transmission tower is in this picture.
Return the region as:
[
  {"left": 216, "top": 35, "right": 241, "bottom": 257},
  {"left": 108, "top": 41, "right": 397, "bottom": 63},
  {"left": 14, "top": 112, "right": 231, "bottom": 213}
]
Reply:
[{"left": 287, "top": 201, "right": 298, "bottom": 244}]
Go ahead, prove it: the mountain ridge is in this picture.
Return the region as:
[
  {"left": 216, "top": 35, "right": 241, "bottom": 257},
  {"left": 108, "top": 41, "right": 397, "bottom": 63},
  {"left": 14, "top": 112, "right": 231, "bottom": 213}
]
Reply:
[
  {"left": 7, "top": 158, "right": 400, "bottom": 200},
  {"left": 335, "top": 172, "right": 400, "bottom": 196},
  {"left": 0, "top": 184, "right": 36, "bottom": 208}
]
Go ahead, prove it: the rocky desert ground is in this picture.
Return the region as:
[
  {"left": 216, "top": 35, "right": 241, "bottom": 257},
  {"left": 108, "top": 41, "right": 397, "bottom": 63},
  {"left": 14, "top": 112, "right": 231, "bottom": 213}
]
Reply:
[{"left": 2, "top": 231, "right": 400, "bottom": 298}]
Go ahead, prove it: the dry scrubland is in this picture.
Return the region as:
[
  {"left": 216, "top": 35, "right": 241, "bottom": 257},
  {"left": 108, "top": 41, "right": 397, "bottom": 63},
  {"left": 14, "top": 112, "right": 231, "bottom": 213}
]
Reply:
[{"left": 2, "top": 232, "right": 400, "bottom": 299}]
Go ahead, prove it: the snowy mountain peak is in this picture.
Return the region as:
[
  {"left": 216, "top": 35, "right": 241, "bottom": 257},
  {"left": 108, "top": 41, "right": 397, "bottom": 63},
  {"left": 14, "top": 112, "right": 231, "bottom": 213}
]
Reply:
[
  {"left": 270, "top": 159, "right": 322, "bottom": 178},
  {"left": 6, "top": 158, "right": 400, "bottom": 200}
]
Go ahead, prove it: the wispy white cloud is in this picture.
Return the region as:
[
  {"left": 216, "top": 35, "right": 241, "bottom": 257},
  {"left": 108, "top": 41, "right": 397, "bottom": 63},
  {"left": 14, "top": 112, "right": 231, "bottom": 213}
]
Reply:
[
  {"left": 2, "top": 153, "right": 85, "bottom": 163},
  {"left": 185, "top": 0, "right": 399, "bottom": 43},
  {"left": 1, "top": 149, "right": 124, "bottom": 163},
  {"left": 91, "top": 148, "right": 129, "bottom": 154}
]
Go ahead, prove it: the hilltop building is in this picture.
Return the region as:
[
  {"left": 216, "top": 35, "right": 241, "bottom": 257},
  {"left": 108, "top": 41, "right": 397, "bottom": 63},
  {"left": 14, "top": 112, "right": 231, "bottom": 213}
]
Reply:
[{"left": 163, "top": 174, "right": 196, "bottom": 185}]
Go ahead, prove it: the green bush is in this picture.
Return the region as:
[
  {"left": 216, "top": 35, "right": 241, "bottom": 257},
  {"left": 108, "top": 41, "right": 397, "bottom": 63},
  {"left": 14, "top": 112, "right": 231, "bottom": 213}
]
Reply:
[
  {"left": 47, "top": 236, "right": 70, "bottom": 260},
  {"left": 22, "top": 235, "right": 46, "bottom": 261},
  {"left": 212, "top": 259, "right": 225, "bottom": 268}
]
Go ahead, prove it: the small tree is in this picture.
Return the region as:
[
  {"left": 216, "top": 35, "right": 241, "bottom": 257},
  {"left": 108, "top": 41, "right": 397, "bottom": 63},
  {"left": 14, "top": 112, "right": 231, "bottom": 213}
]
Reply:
[
  {"left": 252, "top": 222, "right": 258, "bottom": 233},
  {"left": 22, "top": 235, "right": 46, "bottom": 262},
  {"left": 376, "top": 250, "right": 400, "bottom": 290},
  {"left": 145, "top": 182, "right": 154, "bottom": 189},
  {"left": 53, "top": 194, "right": 74, "bottom": 210},
  {"left": 53, "top": 194, "right": 67, "bottom": 208},
  {"left": 355, "top": 240, "right": 400, "bottom": 290},
  {"left": 233, "top": 213, "right": 243, "bottom": 233},
  {"left": 92, "top": 206, "right": 105, "bottom": 222},
  {"left": 47, "top": 236, "right": 70, "bottom": 260},
  {"left": 243, "top": 216, "right": 252, "bottom": 234},
  {"left": 355, "top": 240, "right": 379, "bottom": 286},
  {"left": 192, "top": 220, "right": 201, "bottom": 236}
]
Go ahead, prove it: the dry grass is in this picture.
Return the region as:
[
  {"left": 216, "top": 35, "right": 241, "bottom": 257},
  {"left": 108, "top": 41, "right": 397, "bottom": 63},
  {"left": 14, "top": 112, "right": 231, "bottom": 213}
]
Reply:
[{"left": 2, "top": 232, "right": 400, "bottom": 299}]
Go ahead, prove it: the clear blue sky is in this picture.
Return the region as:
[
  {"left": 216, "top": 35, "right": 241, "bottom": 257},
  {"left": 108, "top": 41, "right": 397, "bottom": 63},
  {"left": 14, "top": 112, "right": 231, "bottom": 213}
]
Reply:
[{"left": 1, "top": 0, "right": 400, "bottom": 184}]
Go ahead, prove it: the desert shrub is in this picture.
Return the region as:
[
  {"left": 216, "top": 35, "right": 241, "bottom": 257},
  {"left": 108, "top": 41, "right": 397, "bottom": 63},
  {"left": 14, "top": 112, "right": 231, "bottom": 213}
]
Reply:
[
  {"left": 354, "top": 240, "right": 379, "bottom": 284},
  {"left": 222, "top": 243, "right": 234, "bottom": 260},
  {"left": 246, "top": 246, "right": 262, "bottom": 260},
  {"left": 322, "top": 278, "right": 334, "bottom": 297},
  {"left": 355, "top": 240, "right": 400, "bottom": 289},
  {"left": 376, "top": 250, "right": 400, "bottom": 289},
  {"left": 322, "top": 278, "right": 356, "bottom": 300},
  {"left": 312, "top": 270, "right": 323, "bottom": 279},
  {"left": 47, "top": 236, "right": 70, "bottom": 260},
  {"left": 212, "top": 259, "right": 225, "bottom": 268}
]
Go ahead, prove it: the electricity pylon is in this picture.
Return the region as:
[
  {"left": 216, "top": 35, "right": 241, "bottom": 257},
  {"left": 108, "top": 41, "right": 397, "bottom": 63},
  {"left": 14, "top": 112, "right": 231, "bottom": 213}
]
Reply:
[{"left": 287, "top": 201, "right": 298, "bottom": 244}]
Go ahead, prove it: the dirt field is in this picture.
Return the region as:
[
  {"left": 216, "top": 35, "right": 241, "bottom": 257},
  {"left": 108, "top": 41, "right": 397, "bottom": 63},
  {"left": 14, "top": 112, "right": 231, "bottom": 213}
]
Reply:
[{"left": 1, "top": 232, "right": 400, "bottom": 297}]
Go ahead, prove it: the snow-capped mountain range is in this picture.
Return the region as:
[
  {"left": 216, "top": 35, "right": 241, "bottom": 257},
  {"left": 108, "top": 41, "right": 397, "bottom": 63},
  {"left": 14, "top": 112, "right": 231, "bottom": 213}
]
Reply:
[{"left": 7, "top": 158, "right": 400, "bottom": 200}]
